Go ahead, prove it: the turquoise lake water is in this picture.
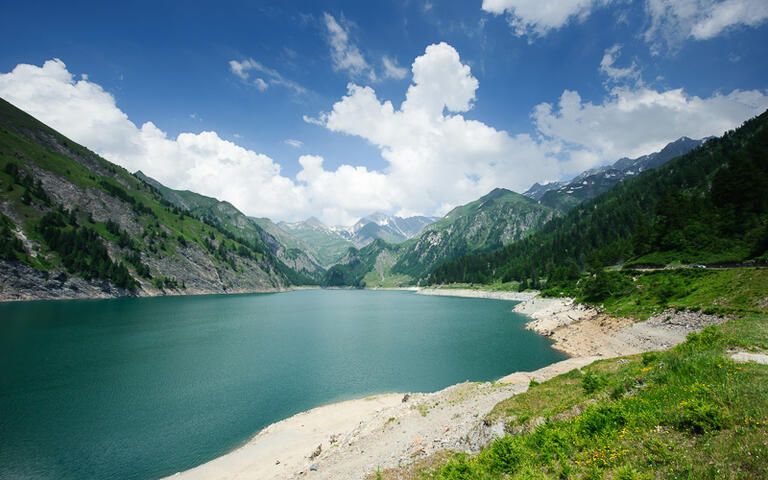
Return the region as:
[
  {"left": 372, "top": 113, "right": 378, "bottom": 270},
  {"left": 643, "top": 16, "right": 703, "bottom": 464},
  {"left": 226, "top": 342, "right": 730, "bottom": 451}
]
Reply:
[{"left": 0, "top": 290, "right": 566, "bottom": 480}]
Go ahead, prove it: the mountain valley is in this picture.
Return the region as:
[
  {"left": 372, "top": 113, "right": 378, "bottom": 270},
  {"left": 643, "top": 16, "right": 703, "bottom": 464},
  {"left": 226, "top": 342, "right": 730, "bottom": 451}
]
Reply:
[{"left": 1, "top": 96, "right": 735, "bottom": 298}]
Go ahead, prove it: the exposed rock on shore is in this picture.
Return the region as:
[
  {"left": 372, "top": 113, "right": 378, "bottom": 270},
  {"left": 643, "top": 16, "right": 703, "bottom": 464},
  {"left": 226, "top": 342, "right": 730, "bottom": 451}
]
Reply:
[{"left": 515, "top": 297, "right": 726, "bottom": 357}]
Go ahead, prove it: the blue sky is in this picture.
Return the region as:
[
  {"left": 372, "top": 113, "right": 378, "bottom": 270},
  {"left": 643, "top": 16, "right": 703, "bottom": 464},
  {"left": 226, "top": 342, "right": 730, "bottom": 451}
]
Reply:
[{"left": 1, "top": 0, "right": 767, "bottom": 224}]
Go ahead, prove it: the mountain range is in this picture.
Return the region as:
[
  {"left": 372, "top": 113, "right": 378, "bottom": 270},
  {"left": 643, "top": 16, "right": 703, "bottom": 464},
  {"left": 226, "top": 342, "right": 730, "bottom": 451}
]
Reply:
[
  {"left": 332, "top": 212, "right": 439, "bottom": 247},
  {"left": 0, "top": 95, "right": 736, "bottom": 299},
  {"left": 323, "top": 188, "right": 560, "bottom": 287}
]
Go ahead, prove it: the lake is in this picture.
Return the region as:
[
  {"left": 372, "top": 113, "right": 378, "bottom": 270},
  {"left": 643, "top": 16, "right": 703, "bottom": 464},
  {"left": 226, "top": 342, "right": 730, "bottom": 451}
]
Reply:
[{"left": 0, "top": 289, "right": 566, "bottom": 480}]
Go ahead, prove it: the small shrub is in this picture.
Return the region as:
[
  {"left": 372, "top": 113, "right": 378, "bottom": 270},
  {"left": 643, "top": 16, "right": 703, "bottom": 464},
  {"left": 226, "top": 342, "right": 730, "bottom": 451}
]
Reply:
[
  {"left": 577, "top": 403, "right": 628, "bottom": 437},
  {"left": 438, "top": 455, "right": 477, "bottom": 480},
  {"left": 684, "top": 326, "right": 724, "bottom": 351},
  {"left": 676, "top": 398, "right": 726, "bottom": 434},
  {"left": 483, "top": 435, "right": 525, "bottom": 474},
  {"left": 610, "top": 379, "right": 632, "bottom": 400},
  {"left": 613, "top": 464, "right": 650, "bottom": 480},
  {"left": 641, "top": 351, "right": 660, "bottom": 366},
  {"left": 581, "top": 371, "right": 606, "bottom": 394}
]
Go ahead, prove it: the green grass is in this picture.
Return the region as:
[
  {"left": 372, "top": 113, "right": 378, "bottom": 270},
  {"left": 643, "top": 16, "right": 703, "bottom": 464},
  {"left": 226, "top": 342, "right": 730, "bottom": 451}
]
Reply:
[
  {"left": 591, "top": 268, "right": 768, "bottom": 319},
  {"left": 486, "top": 361, "right": 635, "bottom": 426},
  {"left": 362, "top": 269, "right": 413, "bottom": 288},
  {"left": 419, "top": 317, "right": 768, "bottom": 480},
  {"left": 542, "top": 268, "right": 768, "bottom": 320}
]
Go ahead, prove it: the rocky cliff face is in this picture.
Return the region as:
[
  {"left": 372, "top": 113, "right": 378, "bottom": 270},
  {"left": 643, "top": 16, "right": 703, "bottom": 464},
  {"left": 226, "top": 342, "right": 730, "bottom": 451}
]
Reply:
[{"left": 0, "top": 97, "right": 294, "bottom": 301}]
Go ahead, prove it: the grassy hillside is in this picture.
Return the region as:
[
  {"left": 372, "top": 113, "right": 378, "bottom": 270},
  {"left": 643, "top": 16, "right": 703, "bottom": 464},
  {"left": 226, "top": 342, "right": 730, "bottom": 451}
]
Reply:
[
  {"left": 545, "top": 267, "right": 768, "bottom": 320},
  {"left": 0, "top": 97, "right": 303, "bottom": 296},
  {"left": 392, "top": 188, "right": 559, "bottom": 282},
  {"left": 429, "top": 110, "right": 768, "bottom": 286}
]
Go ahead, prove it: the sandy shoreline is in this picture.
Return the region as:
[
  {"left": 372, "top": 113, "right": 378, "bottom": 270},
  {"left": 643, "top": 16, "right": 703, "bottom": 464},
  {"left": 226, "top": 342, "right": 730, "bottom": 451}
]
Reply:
[
  {"left": 415, "top": 287, "right": 537, "bottom": 302},
  {"left": 164, "top": 289, "right": 725, "bottom": 480}
]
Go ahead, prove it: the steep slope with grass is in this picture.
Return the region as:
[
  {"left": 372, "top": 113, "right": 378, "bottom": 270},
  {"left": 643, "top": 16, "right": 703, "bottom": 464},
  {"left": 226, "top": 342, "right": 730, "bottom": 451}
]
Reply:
[
  {"left": 135, "top": 172, "right": 325, "bottom": 282},
  {"left": 391, "top": 188, "right": 560, "bottom": 282},
  {"left": 0, "top": 97, "right": 302, "bottom": 300},
  {"left": 430, "top": 110, "right": 768, "bottom": 286}
]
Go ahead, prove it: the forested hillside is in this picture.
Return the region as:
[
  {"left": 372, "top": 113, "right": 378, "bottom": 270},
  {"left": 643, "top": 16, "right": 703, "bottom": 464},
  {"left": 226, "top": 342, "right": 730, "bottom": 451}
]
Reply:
[
  {"left": 322, "top": 239, "right": 407, "bottom": 287},
  {"left": 429, "top": 110, "right": 768, "bottom": 286}
]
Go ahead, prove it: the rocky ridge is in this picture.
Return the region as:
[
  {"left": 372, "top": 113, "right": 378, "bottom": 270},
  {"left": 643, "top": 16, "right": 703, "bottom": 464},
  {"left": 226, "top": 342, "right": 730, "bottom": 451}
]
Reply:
[{"left": 524, "top": 137, "right": 705, "bottom": 212}]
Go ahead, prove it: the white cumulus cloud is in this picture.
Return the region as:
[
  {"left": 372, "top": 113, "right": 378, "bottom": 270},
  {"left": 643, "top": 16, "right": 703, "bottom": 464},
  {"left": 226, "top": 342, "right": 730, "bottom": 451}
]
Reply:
[
  {"left": 2, "top": 53, "right": 766, "bottom": 226},
  {"left": 481, "top": 0, "right": 608, "bottom": 36},
  {"left": 484, "top": 0, "right": 768, "bottom": 51},
  {"left": 532, "top": 86, "right": 768, "bottom": 170},
  {"left": 645, "top": 0, "right": 768, "bottom": 52},
  {"left": 310, "top": 42, "right": 564, "bottom": 215}
]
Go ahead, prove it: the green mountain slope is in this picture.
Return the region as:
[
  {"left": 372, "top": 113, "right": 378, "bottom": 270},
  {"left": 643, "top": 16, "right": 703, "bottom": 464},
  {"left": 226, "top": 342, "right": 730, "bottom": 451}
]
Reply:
[
  {"left": 391, "top": 188, "right": 560, "bottom": 282},
  {"left": 0, "top": 97, "right": 304, "bottom": 300},
  {"left": 429, "top": 110, "right": 768, "bottom": 285},
  {"left": 277, "top": 217, "right": 354, "bottom": 267},
  {"left": 322, "top": 239, "right": 408, "bottom": 287},
  {"left": 323, "top": 188, "right": 559, "bottom": 286},
  {"left": 135, "top": 172, "right": 325, "bottom": 282}
]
